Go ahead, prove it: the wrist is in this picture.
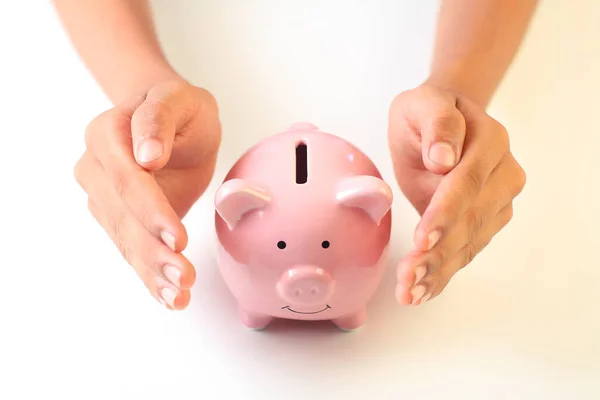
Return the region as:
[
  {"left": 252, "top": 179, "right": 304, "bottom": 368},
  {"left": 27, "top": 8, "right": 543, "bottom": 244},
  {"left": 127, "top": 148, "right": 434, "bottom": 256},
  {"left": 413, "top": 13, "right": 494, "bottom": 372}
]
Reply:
[
  {"left": 101, "top": 59, "right": 186, "bottom": 105},
  {"left": 424, "top": 66, "right": 494, "bottom": 109}
]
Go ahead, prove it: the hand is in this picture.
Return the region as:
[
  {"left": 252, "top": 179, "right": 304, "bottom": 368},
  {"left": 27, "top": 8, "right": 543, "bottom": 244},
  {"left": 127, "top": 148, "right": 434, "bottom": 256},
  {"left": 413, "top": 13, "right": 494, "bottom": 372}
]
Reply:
[
  {"left": 75, "top": 80, "right": 221, "bottom": 310},
  {"left": 388, "top": 84, "right": 526, "bottom": 305}
]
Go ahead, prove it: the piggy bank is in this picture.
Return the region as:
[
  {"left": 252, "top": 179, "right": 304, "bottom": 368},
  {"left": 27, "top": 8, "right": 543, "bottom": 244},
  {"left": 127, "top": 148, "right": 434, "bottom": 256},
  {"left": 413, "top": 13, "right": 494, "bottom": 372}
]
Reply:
[{"left": 214, "top": 123, "right": 392, "bottom": 331}]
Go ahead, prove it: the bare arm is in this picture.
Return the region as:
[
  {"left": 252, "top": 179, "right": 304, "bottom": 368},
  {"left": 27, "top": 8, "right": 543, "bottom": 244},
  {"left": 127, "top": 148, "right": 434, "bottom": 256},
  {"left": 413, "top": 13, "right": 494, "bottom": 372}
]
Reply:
[
  {"left": 426, "top": 0, "right": 539, "bottom": 107},
  {"left": 52, "top": 0, "right": 181, "bottom": 104}
]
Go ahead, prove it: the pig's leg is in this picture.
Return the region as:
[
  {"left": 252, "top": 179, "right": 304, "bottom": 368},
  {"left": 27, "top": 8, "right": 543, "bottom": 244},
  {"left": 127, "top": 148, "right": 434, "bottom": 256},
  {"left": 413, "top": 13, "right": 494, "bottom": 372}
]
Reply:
[
  {"left": 332, "top": 308, "right": 367, "bottom": 331},
  {"left": 238, "top": 307, "right": 273, "bottom": 330}
]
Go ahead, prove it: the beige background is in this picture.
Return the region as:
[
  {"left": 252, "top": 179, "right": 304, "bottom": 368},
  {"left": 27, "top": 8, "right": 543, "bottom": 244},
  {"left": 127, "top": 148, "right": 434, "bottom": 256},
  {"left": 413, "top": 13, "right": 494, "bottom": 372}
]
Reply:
[{"left": 0, "top": 1, "right": 598, "bottom": 398}]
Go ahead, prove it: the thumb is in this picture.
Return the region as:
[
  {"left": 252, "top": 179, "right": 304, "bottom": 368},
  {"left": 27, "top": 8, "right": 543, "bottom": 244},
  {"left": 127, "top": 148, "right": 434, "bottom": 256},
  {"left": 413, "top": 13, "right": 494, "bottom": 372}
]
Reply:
[
  {"left": 421, "top": 102, "right": 466, "bottom": 175},
  {"left": 130, "top": 80, "right": 193, "bottom": 170},
  {"left": 403, "top": 88, "right": 467, "bottom": 175}
]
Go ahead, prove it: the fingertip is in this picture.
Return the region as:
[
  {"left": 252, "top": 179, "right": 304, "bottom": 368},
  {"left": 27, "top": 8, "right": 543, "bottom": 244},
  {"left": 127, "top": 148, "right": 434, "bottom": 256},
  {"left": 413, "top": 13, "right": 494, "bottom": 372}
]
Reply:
[
  {"left": 161, "top": 253, "right": 196, "bottom": 289},
  {"left": 160, "top": 225, "right": 188, "bottom": 253},
  {"left": 178, "top": 261, "right": 196, "bottom": 290},
  {"left": 176, "top": 229, "right": 189, "bottom": 252},
  {"left": 396, "top": 259, "right": 414, "bottom": 287},
  {"left": 395, "top": 284, "right": 412, "bottom": 305},
  {"left": 156, "top": 285, "right": 191, "bottom": 311},
  {"left": 423, "top": 141, "right": 458, "bottom": 175},
  {"left": 173, "top": 290, "right": 191, "bottom": 310},
  {"left": 134, "top": 138, "right": 167, "bottom": 170},
  {"left": 396, "top": 250, "right": 427, "bottom": 287}
]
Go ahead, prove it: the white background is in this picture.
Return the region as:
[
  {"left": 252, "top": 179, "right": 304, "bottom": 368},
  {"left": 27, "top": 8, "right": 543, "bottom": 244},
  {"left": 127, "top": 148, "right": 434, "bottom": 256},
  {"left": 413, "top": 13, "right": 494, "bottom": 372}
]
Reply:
[{"left": 1, "top": 1, "right": 599, "bottom": 399}]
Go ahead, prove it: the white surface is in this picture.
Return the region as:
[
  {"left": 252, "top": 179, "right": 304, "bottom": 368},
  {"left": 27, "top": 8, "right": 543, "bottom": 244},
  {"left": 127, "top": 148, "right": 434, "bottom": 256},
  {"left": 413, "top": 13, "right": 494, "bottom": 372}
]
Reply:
[{"left": 1, "top": 1, "right": 599, "bottom": 399}]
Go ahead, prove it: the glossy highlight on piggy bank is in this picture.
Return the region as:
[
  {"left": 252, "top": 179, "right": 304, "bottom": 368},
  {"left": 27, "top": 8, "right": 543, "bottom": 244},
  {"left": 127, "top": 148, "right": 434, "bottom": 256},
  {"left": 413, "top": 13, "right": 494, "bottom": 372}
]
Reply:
[{"left": 214, "top": 123, "right": 392, "bottom": 331}]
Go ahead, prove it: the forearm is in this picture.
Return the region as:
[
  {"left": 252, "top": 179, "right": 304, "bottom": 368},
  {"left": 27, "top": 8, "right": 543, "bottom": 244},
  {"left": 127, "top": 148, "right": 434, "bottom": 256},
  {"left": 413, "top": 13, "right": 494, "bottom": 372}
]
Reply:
[
  {"left": 426, "top": 0, "right": 539, "bottom": 107},
  {"left": 53, "top": 0, "right": 181, "bottom": 104}
]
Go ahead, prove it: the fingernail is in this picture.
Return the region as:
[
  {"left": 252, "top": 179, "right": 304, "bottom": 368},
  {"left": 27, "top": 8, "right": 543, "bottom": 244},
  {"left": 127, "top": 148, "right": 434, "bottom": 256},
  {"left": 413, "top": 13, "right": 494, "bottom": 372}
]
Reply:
[
  {"left": 161, "top": 231, "right": 176, "bottom": 251},
  {"left": 159, "top": 287, "right": 178, "bottom": 308},
  {"left": 411, "top": 285, "right": 426, "bottom": 304},
  {"left": 163, "top": 265, "right": 181, "bottom": 287},
  {"left": 427, "top": 230, "right": 441, "bottom": 250},
  {"left": 429, "top": 141, "right": 456, "bottom": 167},
  {"left": 137, "top": 138, "right": 163, "bottom": 163},
  {"left": 414, "top": 265, "right": 427, "bottom": 285},
  {"left": 420, "top": 292, "right": 432, "bottom": 304}
]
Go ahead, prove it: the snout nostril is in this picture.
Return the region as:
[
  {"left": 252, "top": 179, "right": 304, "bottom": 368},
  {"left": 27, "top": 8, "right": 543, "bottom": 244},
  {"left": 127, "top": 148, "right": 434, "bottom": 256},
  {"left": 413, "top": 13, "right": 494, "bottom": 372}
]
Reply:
[{"left": 277, "top": 266, "right": 334, "bottom": 306}]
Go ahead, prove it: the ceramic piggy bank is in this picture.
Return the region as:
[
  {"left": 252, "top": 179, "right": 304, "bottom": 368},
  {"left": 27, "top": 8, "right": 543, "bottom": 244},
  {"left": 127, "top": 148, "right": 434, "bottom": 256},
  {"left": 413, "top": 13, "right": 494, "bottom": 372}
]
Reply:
[{"left": 214, "top": 123, "right": 392, "bottom": 331}]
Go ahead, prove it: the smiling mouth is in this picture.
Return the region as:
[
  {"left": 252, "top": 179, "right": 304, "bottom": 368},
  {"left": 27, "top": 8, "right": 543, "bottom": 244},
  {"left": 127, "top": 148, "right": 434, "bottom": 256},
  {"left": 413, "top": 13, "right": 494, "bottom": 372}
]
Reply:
[{"left": 281, "top": 305, "right": 332, "bottom": 314}]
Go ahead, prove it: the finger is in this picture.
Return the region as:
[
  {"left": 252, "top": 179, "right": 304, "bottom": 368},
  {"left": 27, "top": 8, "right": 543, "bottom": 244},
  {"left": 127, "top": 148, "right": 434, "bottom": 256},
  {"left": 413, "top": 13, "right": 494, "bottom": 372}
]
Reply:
[
  {"left": 395, "top": 251, "right": 424, "bottom": 305},
  {"left": 411, "top": 203, "right": 514, "bottom": 305},
  {"left": 397, "top": 152, "right": 526, "bottom": 288},
  {"left": 414, "top": 97, "right": 511, "bottom": 251},
  {"left": 130, "top": 80, "right": 196, "bottom": 170},
  {"left": 84, "top": 109, "right": 188, "bottom": 252},
  {"left": 87, "top": 197, "right": 193, "bottom": 310},
  {"left": 392, "top": 86, "right": 466, "bottom": 175},
  {"left": 75, "top": 153, "right": 196, "bottom": 293},
  {"left": 395, "top": 204, "right": 513, "bottom": 306}
]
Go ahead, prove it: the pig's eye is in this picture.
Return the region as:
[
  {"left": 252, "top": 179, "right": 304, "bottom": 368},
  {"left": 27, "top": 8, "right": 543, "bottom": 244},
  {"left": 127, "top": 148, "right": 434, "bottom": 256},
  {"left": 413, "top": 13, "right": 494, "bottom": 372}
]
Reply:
[
  {"left": 277, "top": 241, "right": 287, "bottom": 249},
  {"left": 321, "top": 241, "right": 330, "bottom": 249}
]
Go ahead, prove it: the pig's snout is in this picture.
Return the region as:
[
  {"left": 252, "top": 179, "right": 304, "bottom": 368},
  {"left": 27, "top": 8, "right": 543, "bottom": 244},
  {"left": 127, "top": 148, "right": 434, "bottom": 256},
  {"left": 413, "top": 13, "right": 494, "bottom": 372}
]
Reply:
[{"left": 277, "top": 266, "right": 334, "bottom": 307}]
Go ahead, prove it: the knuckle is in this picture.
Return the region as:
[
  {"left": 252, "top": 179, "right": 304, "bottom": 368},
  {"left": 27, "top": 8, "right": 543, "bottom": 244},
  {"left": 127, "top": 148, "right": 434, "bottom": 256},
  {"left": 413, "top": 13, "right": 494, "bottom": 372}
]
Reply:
[
  {"left": 422, "top": 276, "right": 439, "bottom": 296},
  {"left": 106, "top": 113, "right": 131, "bottom": 144},
  {"left": 116, "top": 240, "right": 133, "bottom": 265},
  {"left": 87, "top": 198, "right": 99, "bottom": 219},
  {"left": 166, "top": 79, "right": 189, "bottom": 94},
  {"left": 84, "top": 118, "right": 99, "bottom": 147},
  {"left": 84, "top": 110, "right": 132, "bottom": 165},
  {"left": 479, "top": 237, "right": 493, "bottom": 252},
  {"left": 106, "top": 210, "right": 132, "bottom": 263},
  {"left": 507, "top": 204, "right": 514, "bottom": 220},
  {"left": 110, "top": 169, "right": 129, "bottom": 199},
  {"left": 84, "top": 109, "right": 113, "bottom": 146},
  {"left": 137, "top": 207, "right": 162, "bottom": 236},
  {"left": 462, "top": 241, "right": 478, "bottom": 266},
  {"left": 137, "top": 99, "right": 170, "bottom": 123},
  {"left": 430, "top": 246, "right": 449, "bottom": 272},
  {"left": 390, "top": 91, "right": 407, "bottom": 111},
  {"left": 106, "top": 207, "right": 126, "bottom": 241},
  {"left": 505, "top": 157, "right": 527, "bottom": 199},
  {"left": 143, "top": 255, "right": 162, "bottom": 275},
  {"left": 462, "top": 168, "right": 484, "bottom": 196},
  {"left": 73, "top": 158, "right": 85, "bottom": 188},
  {"left": 197, "top": 86, "right": 218, "bottom": 109},
  {"left": 134, "top": 246, "right": 161, "bottom": 282},
  {"left": 501, "top": 204, "right": 514, "bottom": 226},
  {"left": 492, "top": 120, "right": 510, "bottom": 150},
  {"left": 431, "top": 107, "right": 465, "bottom": 137},
  {"left": 515, "top": 164, "right": 527, "bottom": 193},
  {"left": 131, "top": 100, "right": 173, "bottom": 140},
  {"left": 465, "top": 207, "right": 486, "bottom": 237}
]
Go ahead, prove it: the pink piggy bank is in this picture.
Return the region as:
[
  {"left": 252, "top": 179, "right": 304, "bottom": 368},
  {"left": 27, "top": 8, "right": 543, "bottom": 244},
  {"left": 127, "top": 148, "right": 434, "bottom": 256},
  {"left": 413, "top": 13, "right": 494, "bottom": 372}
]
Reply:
[{"left": 214, "top": 123, "right": 393, "bottom": 331}]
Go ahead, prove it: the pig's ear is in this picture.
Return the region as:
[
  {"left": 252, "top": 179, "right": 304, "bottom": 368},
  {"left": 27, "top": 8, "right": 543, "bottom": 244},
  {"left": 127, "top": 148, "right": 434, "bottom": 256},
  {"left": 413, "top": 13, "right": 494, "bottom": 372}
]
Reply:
[
  {"left": 215, "top": 178, "right": 271, "bottom": 230},
  {"left": 336, "top": 176, "right": 393, "bottom": 225}
]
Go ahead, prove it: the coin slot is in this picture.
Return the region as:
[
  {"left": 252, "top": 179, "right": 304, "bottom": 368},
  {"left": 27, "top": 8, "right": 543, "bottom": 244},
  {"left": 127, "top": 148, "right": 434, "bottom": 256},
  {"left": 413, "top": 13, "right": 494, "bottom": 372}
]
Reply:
[{"left": 295, "top": 141, "right": 308, "bottom": 184}]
